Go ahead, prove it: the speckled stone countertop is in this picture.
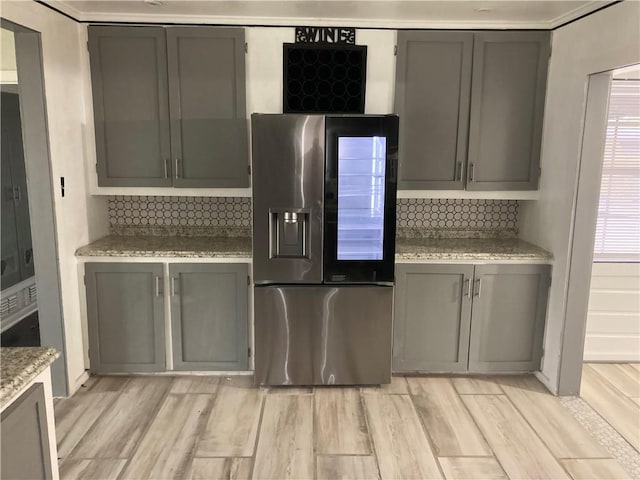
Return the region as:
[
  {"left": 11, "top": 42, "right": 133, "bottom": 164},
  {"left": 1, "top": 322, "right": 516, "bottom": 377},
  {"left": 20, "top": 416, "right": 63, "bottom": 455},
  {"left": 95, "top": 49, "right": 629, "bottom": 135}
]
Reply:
[
  {"left": 76, "top": 234, "right": 551, "bottom": 262},
  {"left": 1, "top": 347, "right": 59, "bottom": 407},
  {"left": 76, "top": 235, "right": 252, "bottom": 258},
  {"left": 396, "top": 237, "right": 552, "bottom": 261}
]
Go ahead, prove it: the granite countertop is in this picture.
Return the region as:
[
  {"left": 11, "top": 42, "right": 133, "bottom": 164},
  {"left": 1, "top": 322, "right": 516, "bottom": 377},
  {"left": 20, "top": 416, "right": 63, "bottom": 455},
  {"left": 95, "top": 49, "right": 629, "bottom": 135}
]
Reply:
[
  {"left": 396, "top": 237, "right": 552, "bottom": 261},
  {"left": 1, "top": 347, "right": 59, "bottom": 407},
  {"left": 76, "top": 234, "right": 551, "bottom": 262},
  {"left": 76, "top": 235, "right": 252, "bottom": 258}
]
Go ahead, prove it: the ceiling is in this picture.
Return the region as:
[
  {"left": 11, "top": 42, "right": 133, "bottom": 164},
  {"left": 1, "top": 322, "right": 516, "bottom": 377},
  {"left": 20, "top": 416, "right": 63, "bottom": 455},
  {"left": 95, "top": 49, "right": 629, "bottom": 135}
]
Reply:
[{"left": 42, "top": 0, "right": 615, "bottom": 29}]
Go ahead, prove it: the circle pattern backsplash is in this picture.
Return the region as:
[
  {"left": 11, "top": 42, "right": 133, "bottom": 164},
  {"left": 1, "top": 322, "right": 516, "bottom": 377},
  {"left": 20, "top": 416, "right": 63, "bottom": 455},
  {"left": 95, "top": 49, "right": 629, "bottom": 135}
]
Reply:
[
  {"left": 108, "top": 197, "right": 518, "bottom": 232},
  {"left": 396, "top": 198, "right": 518, "bottom": 230}
]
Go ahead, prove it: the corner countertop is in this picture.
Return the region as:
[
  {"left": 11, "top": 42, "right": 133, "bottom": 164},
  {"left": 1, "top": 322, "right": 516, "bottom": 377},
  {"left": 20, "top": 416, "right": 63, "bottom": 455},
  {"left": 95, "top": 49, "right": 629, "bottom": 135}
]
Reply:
[
  {"left": 75, "top": 235, "right": 252, "bottom": 258},
  {"left": 1, "top": 347, "right": 60, "bottom": 408},
  {"left": 395, "top": 237, "right": 552, "bottom": 261}
]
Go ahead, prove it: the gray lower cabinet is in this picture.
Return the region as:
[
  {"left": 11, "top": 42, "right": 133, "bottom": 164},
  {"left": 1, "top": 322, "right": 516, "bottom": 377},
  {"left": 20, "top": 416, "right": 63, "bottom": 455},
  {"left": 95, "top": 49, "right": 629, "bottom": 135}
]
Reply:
[
  {"left": 395, "top": 31, "right": 549, "bottom": 191},
  {"left": 89, "top": 26, "right": 248, "bottom": 188},
  {"left": 170, "top": 263, "right": 249, "bottom": 370},
  {"left": 468, "top": 264, "right": 550, "bottom": 372},
  {"left": 1, "top": 383, "right": 53, "bottom": 480},
  {"left": 393, "top": 264, "right": 473, "bottom": 372},
  {"left": 85, "top": 263, "right": 165, "bottom": 373},
  {"left": 393, "top": 263, "right": 550, "bottom": 373}
]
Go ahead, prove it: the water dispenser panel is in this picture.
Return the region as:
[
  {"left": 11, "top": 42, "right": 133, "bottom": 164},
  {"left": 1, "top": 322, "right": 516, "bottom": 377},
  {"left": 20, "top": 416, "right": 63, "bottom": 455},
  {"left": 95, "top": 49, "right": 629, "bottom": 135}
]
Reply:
[{"left": 270, "top": 210, "right": 309, "bottom": 258}]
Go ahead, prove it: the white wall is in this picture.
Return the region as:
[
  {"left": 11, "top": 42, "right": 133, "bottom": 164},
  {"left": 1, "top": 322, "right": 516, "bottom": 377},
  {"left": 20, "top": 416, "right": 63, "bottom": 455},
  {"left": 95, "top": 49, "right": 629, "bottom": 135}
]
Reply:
[
  {"left": 1, "top": 1, "right": 109, "bottom": 394},
  {"left": 585, "top": 263, "right": 640, "bottom": 362},
  {"left": 246, "top": 27, "right": 396, "bottom": 114},
  {"left": 519, "top": 1, "right": 640, "bottom": 392}
]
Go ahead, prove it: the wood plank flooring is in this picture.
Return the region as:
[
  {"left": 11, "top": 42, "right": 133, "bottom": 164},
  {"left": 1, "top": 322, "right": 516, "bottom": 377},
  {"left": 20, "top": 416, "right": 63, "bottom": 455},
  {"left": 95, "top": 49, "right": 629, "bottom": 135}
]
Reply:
[{"left": 54, "top": 366, "right": 638, "bottom": 480}]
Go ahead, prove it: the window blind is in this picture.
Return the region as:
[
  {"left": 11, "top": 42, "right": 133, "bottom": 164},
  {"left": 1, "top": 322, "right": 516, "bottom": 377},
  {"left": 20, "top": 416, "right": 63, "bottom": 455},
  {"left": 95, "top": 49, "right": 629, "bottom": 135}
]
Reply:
[{"left": 593, "top": 79, "right": 640, "bottom": 262}]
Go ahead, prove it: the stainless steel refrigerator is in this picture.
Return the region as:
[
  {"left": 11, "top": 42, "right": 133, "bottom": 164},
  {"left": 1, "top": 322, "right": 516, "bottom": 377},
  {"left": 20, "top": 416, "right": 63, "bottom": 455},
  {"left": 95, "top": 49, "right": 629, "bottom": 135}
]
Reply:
[{"left": 252, "top": 114, "right": 398, "bottom": 386}]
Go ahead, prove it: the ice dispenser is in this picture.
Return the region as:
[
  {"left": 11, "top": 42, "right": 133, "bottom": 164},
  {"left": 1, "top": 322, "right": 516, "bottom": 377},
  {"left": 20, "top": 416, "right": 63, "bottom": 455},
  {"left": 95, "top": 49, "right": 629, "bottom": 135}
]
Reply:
[{"left": 270, "top": 210, "right": 309, "bottom": 258}]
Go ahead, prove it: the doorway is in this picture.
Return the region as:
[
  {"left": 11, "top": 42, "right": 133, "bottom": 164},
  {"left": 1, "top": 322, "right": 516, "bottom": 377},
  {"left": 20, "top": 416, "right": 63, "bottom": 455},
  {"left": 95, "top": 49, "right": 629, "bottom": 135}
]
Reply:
[
  {"left": 584, "top": 65, "right": 640, "bottom": 363},
  {"left": 1, "top": 27, "right": 39, "bottom": 347},
  {"left": 0, "top": 19, "right": 68, "bottom": 396},
  {"left": 575, "top": 64, "right": 640, "bottom": 453}
]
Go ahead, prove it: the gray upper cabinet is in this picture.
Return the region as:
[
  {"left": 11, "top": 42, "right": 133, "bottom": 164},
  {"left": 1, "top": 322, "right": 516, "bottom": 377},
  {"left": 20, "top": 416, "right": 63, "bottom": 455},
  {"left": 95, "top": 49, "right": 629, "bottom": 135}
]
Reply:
[
  {"left": 167, "top": 28, "right": 248, "bottom": 188},
  {"left": 468, "top": 264, "right": 550, "bottom": 372},
  {"left": 394, "top": 30, "right": 549, "bottom": 191},
  {"left": 89, "top": 26, "right": 248, "bottom": 188},
  {"left": 89, "top": 26, "right": 172, "bottom": 187},
  {"left": 85, "top": 262, "right": 165, "bottom": 373},
  {"left": 395, "top": 32, "right": 473, "bottom": 190},
  {"left": 467, "top": 32, "right": 550, "bottom": 191},
  {"left": 393, "top": 264, "right": 474, "bottom": 372},
  {"left": 1, "top": 383, "right": 53, "bottom": 480},
  {"left": 170, "top": 263, "right": 248, "bottom": 370}
]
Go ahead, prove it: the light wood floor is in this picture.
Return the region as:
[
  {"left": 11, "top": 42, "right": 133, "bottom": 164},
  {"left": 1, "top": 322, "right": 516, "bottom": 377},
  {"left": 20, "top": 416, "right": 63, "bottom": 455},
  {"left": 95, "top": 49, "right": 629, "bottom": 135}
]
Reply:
[{"left": 54, "top": 366, "right": 639, "bottom": 480}]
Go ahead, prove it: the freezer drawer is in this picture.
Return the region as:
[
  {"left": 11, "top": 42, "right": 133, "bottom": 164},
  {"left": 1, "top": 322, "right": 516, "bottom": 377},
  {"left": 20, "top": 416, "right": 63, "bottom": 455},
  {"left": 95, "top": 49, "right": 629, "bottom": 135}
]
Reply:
[{"left": 254, "top": 285, "right": 393, "bottom": 386}]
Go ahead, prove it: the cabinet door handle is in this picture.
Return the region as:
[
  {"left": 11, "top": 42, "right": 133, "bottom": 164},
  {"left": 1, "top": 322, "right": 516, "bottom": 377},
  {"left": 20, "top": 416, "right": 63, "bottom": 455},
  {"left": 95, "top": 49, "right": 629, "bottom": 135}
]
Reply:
[
  {"left": 175, "top": 158, "right": 181, "bottom": 179},
  {"left": 171, "top": 277, "right": 180, "bottom": 296},
  {"left": 155, "top": 276, "right": 163, "bottom": 296},
  {"left": 464, "top": 278, "right": 471, "bottom": 298},
  {"left": 457, "top": 162, "right": 464, "bottom": 182},
  {"left": 468, "top": 163, "right": 475, "bottom": 182},
  {"left": 164, "top": 158, "right": 169, "bottom": 179},
  {"left": 473, "top": 278, "right": 482, "bottom": 297}
]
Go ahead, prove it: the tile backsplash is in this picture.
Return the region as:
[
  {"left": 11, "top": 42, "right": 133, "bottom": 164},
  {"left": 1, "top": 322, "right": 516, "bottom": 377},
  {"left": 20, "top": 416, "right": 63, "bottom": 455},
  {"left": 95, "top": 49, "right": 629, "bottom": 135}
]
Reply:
[
  {"left": 396, "top": 199, "right": 518, "bottom": 238},
  {"left": 108, "top": 196, "right": 518, "bottom": 237}
]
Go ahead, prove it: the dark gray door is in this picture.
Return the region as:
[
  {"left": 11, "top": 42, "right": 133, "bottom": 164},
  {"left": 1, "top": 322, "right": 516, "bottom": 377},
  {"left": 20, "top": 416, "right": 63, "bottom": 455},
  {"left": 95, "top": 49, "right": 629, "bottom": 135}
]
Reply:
[
  {"left": 1, "top": 92, "right": 21, "bottom": 289},
  {"left": 395, "top": 31, "right": 473, "bottom": 190},
  {"left": 1, "top": 383, "right": 53, "bottom": 480},
  {"left": 167, "top": 27, "right": 248, "bottom": 188},
  {"left": 85, "top": 262, "right": 165, "bottom": 373},
  {"left": 467, "top": 32, "right": 550, "bottom": 191},
  {"left": 1, "top": 93, "right": 34, "bottom": 282},
  {"left": 169, "top": 263, "right": 248, "bottom": 370},
  {"left": 89, "top": 26, "right": 172, "bottom": 187},
  {"left": 468, "top": 264, "right": 550, "bottom": 372},
  {"left": 393, "top": 263, "right": 474, "bottom": 373}
]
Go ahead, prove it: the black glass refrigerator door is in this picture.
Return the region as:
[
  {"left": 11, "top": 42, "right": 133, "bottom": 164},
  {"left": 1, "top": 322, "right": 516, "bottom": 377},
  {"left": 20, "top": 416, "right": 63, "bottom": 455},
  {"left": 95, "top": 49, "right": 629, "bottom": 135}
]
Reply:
[{"left": 324, "top": 115, "right": 398, "bottom": 283}]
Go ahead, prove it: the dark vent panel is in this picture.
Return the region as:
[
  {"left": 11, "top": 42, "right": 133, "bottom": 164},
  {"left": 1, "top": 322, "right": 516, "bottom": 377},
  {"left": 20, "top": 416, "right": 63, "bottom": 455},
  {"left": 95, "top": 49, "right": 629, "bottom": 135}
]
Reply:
[{"left": 283, "top": 43, "right": 367, "bottom": 114}]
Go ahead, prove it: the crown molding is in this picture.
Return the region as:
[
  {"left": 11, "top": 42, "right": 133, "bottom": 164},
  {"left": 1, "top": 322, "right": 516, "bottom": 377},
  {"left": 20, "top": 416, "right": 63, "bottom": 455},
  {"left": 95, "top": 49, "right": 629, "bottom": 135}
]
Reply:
[{"left": 39, "top": 0, "right": 614, "bottom": 30}]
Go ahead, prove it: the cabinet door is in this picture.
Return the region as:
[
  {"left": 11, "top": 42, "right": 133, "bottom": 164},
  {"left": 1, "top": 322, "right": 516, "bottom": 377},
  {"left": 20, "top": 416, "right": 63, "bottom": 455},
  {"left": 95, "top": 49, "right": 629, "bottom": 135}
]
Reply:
[
  {"left": 1, "top": 383, "right": 53, "bottom": 480},
  {"left": 167, "top": 28, "right": 248, "bottom": 188},
  {"left": 395, "top": 32, "right": 473, "bottom": 190},
  {"left": 85, "top": 263, "right": 165, "bottom": 373},
  {"left": 170, "top": 263, "right": 248, "bottom": 370},
  {"left": 89, "top": 26, "right": 172, "bottom": 187},
  {"left": 393, "top": 264, "right": 474, "bottom": 372},
  {"left": 467, "top": 32, "right": 550, "bottom": 191},
  {"left": 468, "top": 264, "right": 550, "bottom": 372}
]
